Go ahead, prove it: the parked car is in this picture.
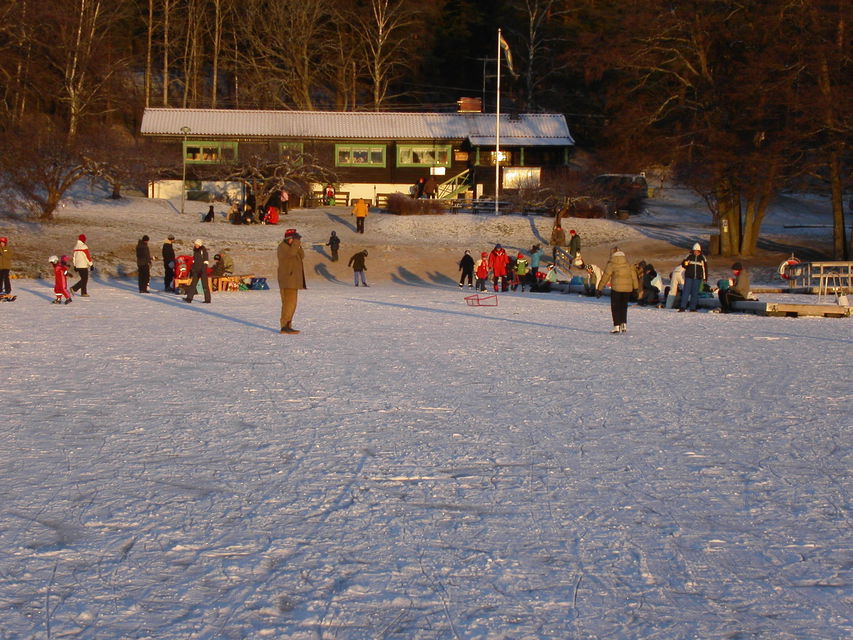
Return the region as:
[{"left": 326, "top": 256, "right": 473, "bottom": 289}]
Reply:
[{"left": 591, "top": 174, "right": 649, "bottom": 214}]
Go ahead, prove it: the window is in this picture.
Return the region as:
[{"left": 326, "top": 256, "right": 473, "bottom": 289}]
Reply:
[
  {"left": 335, "top": 144, "right": 386, "bottom": 167},
  {"left": 475, "top": 149, "right": 513, "bottom": 166},
  {"left": 184, "top": 141, "right": 237, "bottom": 164},
  {"left": 397, "top": 144, "right": 452, "bottom": 168},
  {"left": 279, "top": 142, "right": 304, "bottom": 164}
]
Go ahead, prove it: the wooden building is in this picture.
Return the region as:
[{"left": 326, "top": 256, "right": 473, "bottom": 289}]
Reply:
[{"left": 140, "top": 107, "right": 575, "bottom": 204}]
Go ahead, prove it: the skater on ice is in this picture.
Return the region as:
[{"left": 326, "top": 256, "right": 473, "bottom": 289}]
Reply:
[
  {"left": 277, "top": 228, "right": 306, "bottom": 334},
  {"left": 348, "top": 250, "right": 369, "bottom": 287},
  {"left": 50, "top": 255, "right": 73, "bottom": 304},
  {"left": 70, "top": 234, "right": 93, "bottom": 297},
  {"left": 458, "top": 250, "right": 474, "bottom": 288},
  {"left": 596, "top": 246, "right": 639, "bottom": 333}
]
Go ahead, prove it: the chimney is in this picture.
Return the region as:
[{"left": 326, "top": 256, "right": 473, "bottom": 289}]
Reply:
[{"left": 457, "top": 97, "right": 483, "bottom": 113}]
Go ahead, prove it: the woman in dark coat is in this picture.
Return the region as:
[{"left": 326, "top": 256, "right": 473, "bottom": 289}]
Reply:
[{"left": 183, "top": 239, "right": 211, "bottom": 303}]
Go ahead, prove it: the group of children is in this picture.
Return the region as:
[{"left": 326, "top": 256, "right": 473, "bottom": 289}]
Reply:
[{"left": 459, "top": 244, "right": 558, "bottom": 293}]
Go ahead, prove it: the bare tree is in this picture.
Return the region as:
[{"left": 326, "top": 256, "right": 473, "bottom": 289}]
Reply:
[
  {"left": 219, "top": 151, "right": 337, "bottom": 209},
  {"left": 0, "top": 124, "right": 91, "bottom": 219},
  {"left": 232, "top": 0, "right": 335, "bottom": 110},
  {"left": 506, "top": 0, "right": 575, "bottom": 111},
  {"left": 347, "top": 0, "right": 422, "bottom": 110}
]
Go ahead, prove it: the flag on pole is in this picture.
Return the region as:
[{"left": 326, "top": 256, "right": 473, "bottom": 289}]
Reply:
[{"left": 499, "top": 33, "right": 518, "bottom": 78}]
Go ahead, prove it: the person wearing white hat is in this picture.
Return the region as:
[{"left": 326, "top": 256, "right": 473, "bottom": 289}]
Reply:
[
  {"left": 183, "top": 239, "right": 211, "bottom": 303},
  {"left": 678, "top": 242, "right": 708, "bottom": 312},
  {"left": 277, "top": 228, "right": 306, "bottom": 333}
]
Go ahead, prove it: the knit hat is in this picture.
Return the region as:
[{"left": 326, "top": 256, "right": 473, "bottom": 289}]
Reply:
[
  {"left": 142, "top": 235, "right": 149, "bottom": 242},
  {"left": 0, "top": 237, "right": 7, "bottom": 244},
  {"left": 78, "top": 234, "right": 86, "bottom": 242},
  {"left": 731, "top": 262, "right": 743, "bottom": 271},
  {"left": 167, "top": 234, "right": 175, "bottom": 241},
  {"left": 48, "top": 255, "right": 58, "bottom": 263},
  {"left": 194, "top": 238, "right": 203, "bottom": 246},
  {"left": 517, "top": 252, "right": 525, "bottom": 259},
  {"left": 284, "top": 228, "right": 301, "bottom": 239},
  {"left": 569, "top": 229, "right": 576, "bottom": 235},
  {"left": 692, "top": 242, "right": 701, "bottom": 251},
  {"left": 481, "top": 252, "right": 488, "bottom": 257}
]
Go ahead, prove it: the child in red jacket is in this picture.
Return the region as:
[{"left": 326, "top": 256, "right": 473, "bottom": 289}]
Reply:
[{"left": 50, "top": 255, "right": 72, "bottom": 304}]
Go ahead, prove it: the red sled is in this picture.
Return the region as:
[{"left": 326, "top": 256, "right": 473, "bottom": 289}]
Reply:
[{"left": 465, "top": 293, "right": 498, "bottom": 306}]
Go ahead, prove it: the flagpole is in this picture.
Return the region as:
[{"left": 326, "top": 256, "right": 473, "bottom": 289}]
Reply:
[{"left": 495, "top": 29, "right": 502, "bottom": 215}]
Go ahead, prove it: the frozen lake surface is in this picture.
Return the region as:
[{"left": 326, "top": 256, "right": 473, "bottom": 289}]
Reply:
[{"left": 2, "top": 277, "right": 850, "bottom": 639}]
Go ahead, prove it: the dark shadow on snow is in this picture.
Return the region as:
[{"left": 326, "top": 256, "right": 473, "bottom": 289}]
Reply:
[
  {"left": 313, "top": 263, "right": 345, "bottom": 284},
  {"left": 325, "top": 213, "right": 357, "bottom": 232},
  {"left": 89, "top": 275, "right": 280, "bottom": 333}
]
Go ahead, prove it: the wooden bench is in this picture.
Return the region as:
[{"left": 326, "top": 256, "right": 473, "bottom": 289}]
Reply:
[{"left": 312, "top": 191, "right": 350, "bottom": 207}]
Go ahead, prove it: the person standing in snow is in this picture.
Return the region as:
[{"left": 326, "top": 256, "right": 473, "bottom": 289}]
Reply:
[
  {"left": 326, "top": 230, "right": 341, "bottom": 261},
  {"left": 528, "top": 244, "right": 544, "bottom": 286},
  {"left": 277, "top": 228, "right": 306, "bottom": 334},
  {"left": 348, "top": 250, "right": 369, "bottom": 287},
  {"left": 512, "top": 252, "right": 529, "bottom": 291},
  {"left": 70, "top": 234, "right": 93, "bottom": 297},
  {"left": 568, "top": 229, "right": 581, "bottom": 261},
  {"left": 550, "top": 225, "right": 566, "bottom": 261},
  {"left": 458, "top": 250, "right": 475, "bottom": 288},
  {"left": 352, "top": 198, "right": 368, "bottom": 234},
  {"left": 50, "top": 255, "right": 72, "bottom": 304},
  {"left": 136, "top": 235, "right": 153, "bottom": 293},
  {"left": 596, "top": 246, "right": 639, "bottom": 334},
  {"left": 162, "top": 235, "right": 176, "bottom": 292},
  {"left": 183, "top": 239, "right": 211, "bottom": 304},
  {"left": 488, "top": 244, "right": 509, "bottom": 292},
  {"left": 0, "top": 236, "right": 13, "bottom": 296},
  {"left": 679, "top": 242, "right": 708, "bottom": 312},
  {"left": 474, "top": 252, "right": 490, "bottom": 291}
]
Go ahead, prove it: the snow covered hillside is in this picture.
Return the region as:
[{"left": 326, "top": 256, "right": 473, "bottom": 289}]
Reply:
[{"left": 2, "top": 274, "right": 850, "bottom": 639}]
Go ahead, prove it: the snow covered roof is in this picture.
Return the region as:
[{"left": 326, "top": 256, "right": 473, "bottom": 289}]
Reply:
[{"left": 140, "top": 108, "right": 575, "bottom": 147}]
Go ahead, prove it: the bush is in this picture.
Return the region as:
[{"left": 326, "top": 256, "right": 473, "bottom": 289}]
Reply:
[{"left": 386, "top": 193, "right": 449, "bottom": 215}]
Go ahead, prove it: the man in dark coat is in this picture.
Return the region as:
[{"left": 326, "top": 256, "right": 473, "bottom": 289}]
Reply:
[
  {"left": 277, "top": 228, "right": 306, "bottom": 333},
  {"left": 136, "top": 235, "right": 153, "bottom": 293},
  {"left": 162, "top": 235, "right": 176, "bottom": 292},
  {"left": 347, "top": 250, "right": 369, "bottom": 286},
  {"left": 568, "top": 229, "right": 581, "bottom": 260},
  {"left": 458, "top": 250, "right": 475, "bottom": 288},
  {"left": 326, "top": 231, "right": 340, "bottom": 261},
  {"left": 183, "top": 239, "right": 211, "bottom": 303}
]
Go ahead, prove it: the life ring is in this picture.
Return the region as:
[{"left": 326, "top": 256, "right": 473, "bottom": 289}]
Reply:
[{"left": 778, "top": 256, "right": 800, "bottom": 280}]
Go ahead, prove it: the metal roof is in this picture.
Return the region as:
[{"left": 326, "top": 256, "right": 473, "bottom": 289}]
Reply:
[{"left": 140, "top": 108, "right": 574, "bottom": 146}]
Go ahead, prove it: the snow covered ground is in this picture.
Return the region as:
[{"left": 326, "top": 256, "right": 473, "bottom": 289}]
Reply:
[{"left": 2, "top": 273, "right": 850, "bottom": 639}]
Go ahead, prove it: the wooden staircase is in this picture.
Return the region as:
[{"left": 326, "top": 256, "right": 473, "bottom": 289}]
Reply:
[{"left": 437, "top": 169, "right": 470, "bottom": 200}]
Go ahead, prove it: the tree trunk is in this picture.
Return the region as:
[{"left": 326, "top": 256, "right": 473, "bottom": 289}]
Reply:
[{"left": 739, "top": 163, "right": 778, "bottom": 256}]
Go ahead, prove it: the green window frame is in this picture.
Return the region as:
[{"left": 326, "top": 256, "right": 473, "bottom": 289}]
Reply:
[
  {"left": 335, "top": 144, "right": 386, "bottom": 167},
  {"left": 279, "top": 142, "right": 304, "bottom": 164},
  {"left": 184, "top": 140, "right": 237, "bottom": 164},
  {"left": 397, "top": 144, "right": 452, "bottom": 168}
]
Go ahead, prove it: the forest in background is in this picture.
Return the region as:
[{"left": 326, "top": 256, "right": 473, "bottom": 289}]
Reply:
[{"left": 0, "top": 0, "right": 850, "bottom": 257}]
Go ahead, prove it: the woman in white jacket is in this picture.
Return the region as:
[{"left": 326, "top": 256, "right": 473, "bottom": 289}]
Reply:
[{"left": 70, "top": 234, "right": 94, "bottom": 297}]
